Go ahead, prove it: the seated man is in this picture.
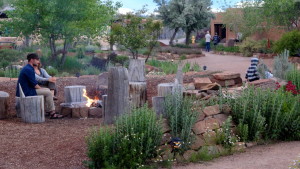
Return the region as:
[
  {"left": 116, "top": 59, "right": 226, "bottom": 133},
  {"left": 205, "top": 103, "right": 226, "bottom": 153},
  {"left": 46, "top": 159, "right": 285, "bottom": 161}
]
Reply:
[{"left": 16, "top": 53, "right": 63, "bottom": 119}]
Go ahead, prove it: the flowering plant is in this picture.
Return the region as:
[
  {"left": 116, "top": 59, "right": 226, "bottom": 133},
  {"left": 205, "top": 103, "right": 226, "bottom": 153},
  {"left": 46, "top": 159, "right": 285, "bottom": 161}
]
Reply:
[{"left": 276, "top": 81, "right": 300, "bottom": 95}]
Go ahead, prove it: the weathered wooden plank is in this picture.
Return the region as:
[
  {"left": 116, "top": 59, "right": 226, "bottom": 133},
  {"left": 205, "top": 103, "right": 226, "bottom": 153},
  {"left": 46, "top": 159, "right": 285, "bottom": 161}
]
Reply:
[{"left": 129, "top": 82, "right": 147, "bottom": 108}]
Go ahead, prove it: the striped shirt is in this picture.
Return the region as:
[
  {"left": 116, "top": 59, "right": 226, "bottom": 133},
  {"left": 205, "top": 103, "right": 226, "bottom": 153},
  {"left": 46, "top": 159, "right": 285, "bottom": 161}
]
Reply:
[{"left": 245, "top": 58, "right": 260, "bottom": 82}]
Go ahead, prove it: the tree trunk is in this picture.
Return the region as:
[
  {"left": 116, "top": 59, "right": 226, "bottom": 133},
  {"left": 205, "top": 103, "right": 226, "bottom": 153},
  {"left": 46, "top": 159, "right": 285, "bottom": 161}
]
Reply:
[
  {"left": 105, "top": 67, "right": 130, "bottom": 124},
  {"left": 152, "top": 96, "right": 165, "bottom": 116},
  {"left": 0, "top": 91, "right": 9, "bottom": 119},
  {"left": 170, "top": 27, "right": 179, "bottom": 46},
  {"left": 24, "top": 36, "right": 30, "bottom": 47},
  {"left": 128, "top": 59, "right": 146, "bottom": 82},
  {"left": 64, "top": 86, "right": 87, "bottom": 103},
  {"left": 20, "top": 96, "right": 45, "bottom": 123},
  {"left": 129, "top": 82, "right": 147, "bottom": 108},
  {"left": 185, "top": 29, "right": 191, "bottom": 45},
  {"left": 49, "top": 35, "right": 57, "bottom": 61},
  {"left": 60, "top": 39, "right": 69, "bottom": 65}
]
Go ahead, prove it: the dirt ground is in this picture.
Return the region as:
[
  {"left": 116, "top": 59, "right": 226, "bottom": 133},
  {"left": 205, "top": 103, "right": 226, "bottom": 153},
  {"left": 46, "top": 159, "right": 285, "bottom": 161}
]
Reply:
[{"left": 0, "top": 52, "right": 298, "bottom": 169}]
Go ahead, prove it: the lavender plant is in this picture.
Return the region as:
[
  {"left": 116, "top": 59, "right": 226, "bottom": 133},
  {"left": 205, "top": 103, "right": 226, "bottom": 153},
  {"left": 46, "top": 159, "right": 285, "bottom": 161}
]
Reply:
[{"left": 273, "top": 49, "right": 293, "bottom": 80}]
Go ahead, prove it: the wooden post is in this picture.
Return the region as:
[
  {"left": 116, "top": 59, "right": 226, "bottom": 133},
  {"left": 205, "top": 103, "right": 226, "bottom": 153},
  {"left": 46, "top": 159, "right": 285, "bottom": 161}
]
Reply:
[
  {"left": 64, "top": 86, "right": 86, "bottom": 103},
  {"left": 176, "top": 63, "right": 184, "bottom": 84},
  {"left": 105, "top": 67, "right": 130, "bottom": 124},
  {"left": 0, "top": 91, "right": 9, "bottom": 119},
  {"left": 152, "top": 96, "right": 165, "bottom": 116},
  {"left": 158, "top": 83, "right": 174, "bottom": 97},
  {"left": 102, "top": 95, "right": 107, "bottom": 120},
  {"left": 129, "top": 82, "right": 147, "bottom": 108},
  {"left": 128, "top": 59, "right": 145, "bottom": 82}
]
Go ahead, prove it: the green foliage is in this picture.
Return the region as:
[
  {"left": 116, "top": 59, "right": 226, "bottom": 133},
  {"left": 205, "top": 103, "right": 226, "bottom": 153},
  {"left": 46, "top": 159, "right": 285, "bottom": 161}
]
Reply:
[
  {"left": 182, "top": 62, "right": 191, "bottom": 72},
  {"left": 215, "top": 116, "right": 239, "bottom": 149},
  {"left": 158, "top": 46, "right": 202, "bottom": 55},
  {"left": 273, "top": 30, "right": 300, "bottom": 56},
  {"left": 113, "top": 13, "right": 162, "bottom": 59},
  {"left": 45, "top": 67, "right": 58, "bottom": 76},
  {"left": 76, "top": 47, "right": 85, "bottom": 59},
  {"left": 180, "top": 55, "right": 187, "bottom": 60},
  {"left": 286, "top": 66, "right": 300, "bottom": 91},
  {"left": 257, "top": 59, "right": 270, "bottom": 79},
  {"left": 191, "top": 62, "right": 201, "bottom": 72},
  {"left": 173, "top": 44, "right": 192, "bottom": 48},
  {"left": 61, "top": 57, "right": 83, "bottom": 73},
  {"left": 273, "top": 50, "right": 293, "bottom": 80},
  {"left": 85, "top": 45, "right": 98, "bottom": 53},
  {"left": 80, "top": 66, "right": 101, "bottom": 75},
  {"left": 0, "top": 67, "right": 21, "bottom": 78},
  {"left": 239, "top": 38, "right": 268, "bottom": 57},
  {"left": 223, "top": 86, "right": 300, "bottom": 141},
  {"left": 189, "top": 146, "right": 218, "bottom": 162},
  {"left": 58, "top": 72, "right": 70, "bottom": 77},
  {"left": 164, "top": 94, "right": 201, "bottom": 151},
  {"left": 236, "top": 123, "right": 249, "bottom": 142},
  {"left": 114, "top": 55, "right": 129, "bottom": 66},
  {"left": 215, "top": 45, "right": 240, "bottom": 53},
  {"left": 147, "top": 60, "right": 202, "bottom": 75},
  {"left": 86, "top": 105, "right": 163, "bottom": 169},
  {"left": 0, "top": 49, "right": 23, "bottom": 68}
]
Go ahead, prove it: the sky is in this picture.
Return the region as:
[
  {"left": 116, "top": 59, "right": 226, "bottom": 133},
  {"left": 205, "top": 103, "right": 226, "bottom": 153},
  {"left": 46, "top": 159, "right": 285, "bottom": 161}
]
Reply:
[{"left": 112, "top": 0, "right": 242, "bottom": 14}]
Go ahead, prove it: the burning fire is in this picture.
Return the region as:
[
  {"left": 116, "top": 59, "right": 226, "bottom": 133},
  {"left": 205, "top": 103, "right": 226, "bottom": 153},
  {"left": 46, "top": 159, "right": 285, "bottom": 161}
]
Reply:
[{"left": 83, "top": 89, "right": 99, "bottom": 107}]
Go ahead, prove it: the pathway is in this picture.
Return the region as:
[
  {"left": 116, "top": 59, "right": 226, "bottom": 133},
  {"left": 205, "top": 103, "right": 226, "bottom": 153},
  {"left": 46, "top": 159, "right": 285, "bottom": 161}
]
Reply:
[{"left": 186, "top": 51, "right": 274, "bottom": 80}]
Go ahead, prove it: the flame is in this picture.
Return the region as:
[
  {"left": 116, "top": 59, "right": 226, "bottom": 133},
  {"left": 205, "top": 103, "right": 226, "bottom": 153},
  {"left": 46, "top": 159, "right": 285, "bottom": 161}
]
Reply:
[{"left": 83, "top": 89, "right": 99, "bottom": 107}]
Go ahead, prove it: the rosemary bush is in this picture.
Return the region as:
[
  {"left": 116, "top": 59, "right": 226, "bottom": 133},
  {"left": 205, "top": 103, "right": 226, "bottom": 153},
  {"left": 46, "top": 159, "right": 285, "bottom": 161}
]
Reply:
[
  {"left": 273, "top": 50, "right": 293, "bottom": 80},
  {"left": 257, "top": 59, "right": 270, "bottom": 79},
  {"left": 224, "top": 86, "right": 300, "bottom": 141},
  {"left": 164, "top": 93, "right": 201, "bottom": 151},
  {"left": 86, "top": 105, "right": 163, "bottom": 169}
]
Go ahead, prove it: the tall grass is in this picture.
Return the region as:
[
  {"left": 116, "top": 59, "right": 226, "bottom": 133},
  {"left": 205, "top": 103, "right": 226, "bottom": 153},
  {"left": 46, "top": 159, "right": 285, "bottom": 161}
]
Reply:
[
  {"left": 147, "top": 59, "right": 202, "bottom": 74},
  {"left": 223, "top": 86, "right": 300, "bottom": 141},
  {"left": 286, "top": 66, "right": 300, "bottom": 91},
  {"left": 164, "top": 93, "right": 202, "bottom": 151}
]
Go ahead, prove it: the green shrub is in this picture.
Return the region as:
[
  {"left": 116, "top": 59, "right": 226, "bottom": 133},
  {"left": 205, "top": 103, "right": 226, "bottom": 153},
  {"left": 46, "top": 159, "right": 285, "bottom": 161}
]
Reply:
[
  {"left": 223, "top": 86, "right": 300, "bottom": 141},
  {"left": 191, "top": 62, "right": 201, "bottom": 72},
  {"left": 215, "top": 45, "right": 240, "bottom": 53},
  {"left": 0, "top": 67, "right": 20, "bottom": 78},
  {"left": 189, "top": 146, "right": 219, "bottom": 162},
  {"left": 114, "top": 55, "right": 129, "bottom": 66},
  {"left": 180, "top": 55, "right": 187, "bottom": 60},
  {"left": 273, "top": 50, "right": 293, "bottom": 80},
  {"left": 173, "top": 44, "right": 192, "bottom": 48},
  {"left": 80, "top": 66, "right": 101, "bottom": 75},
  {"left": 286, "top": 66, "right": 300, "bottom": 91},
  {"left": 215, "top": 116, "right": 239, "bottom": 149},
  {"left": 164, "top": 94, "right": 201, "bottom": 151},
  {"left": 257, "top": 59, "right": 270, "bottom": 79},
  {"left": 182, "top": 62, "right": 191, "bottom": 72},
  {"left": 0, "top": 49, "right": 23, "bottom": 68},
  {"left": 86, "top": 105, "right": 163, "bottom": 169},
  {"left": 45, "top": 67, "right": 58, "bottom": 76},
  {"left": 76, "top": 47, "right": 85, "bottom": 59},
  {"left": 61, "top": 56, "right": 83, "bottom": 73},
  {"left": 239, "top": 38, "right": 267, "bottom": 57},
  {"left": 85, "top": 45, "right": 97, "bottom": 53},
  {"left": 58, "top": 72, "right": 70, "bottom": 77},
  {"left": 273, "top": 30, "right": 300, "bottom": 56}
]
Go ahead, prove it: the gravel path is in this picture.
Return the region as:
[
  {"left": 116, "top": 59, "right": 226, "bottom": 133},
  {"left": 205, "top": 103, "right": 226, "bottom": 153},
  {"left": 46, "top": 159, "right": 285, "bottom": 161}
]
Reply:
[
  {"left": 186, "top": 51, "right": 274, "bottom": 80},
  {"left": 174, "top": 141, "right": 300, "bottom": 169}
]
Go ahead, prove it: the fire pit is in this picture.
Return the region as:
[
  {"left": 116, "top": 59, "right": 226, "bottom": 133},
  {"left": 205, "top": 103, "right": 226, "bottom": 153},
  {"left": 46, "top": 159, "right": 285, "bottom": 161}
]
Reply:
[{"left": 60, "top": 86, "right": 102, "bottom": 118}]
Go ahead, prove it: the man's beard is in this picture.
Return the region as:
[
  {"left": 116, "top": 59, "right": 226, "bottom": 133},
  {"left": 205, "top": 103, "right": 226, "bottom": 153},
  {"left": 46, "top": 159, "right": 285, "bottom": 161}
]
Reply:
[{"left": 33, "top": 63, "right": 38, "bottom": 66}]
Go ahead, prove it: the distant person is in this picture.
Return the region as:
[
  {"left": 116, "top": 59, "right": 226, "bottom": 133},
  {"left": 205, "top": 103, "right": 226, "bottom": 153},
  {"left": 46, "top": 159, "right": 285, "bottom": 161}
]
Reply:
[
  {"left": 245, "top": 57, "right": 260, "bottom": 82},
  {"left": 16, "top": 53, "right": 63, "bottom": 119},
  {"left": 34, "top": 63, "right": 57, "bottom": 100},
  {"left": 213, "top": 33, "right": 220, "bottom": 48},
  {"left": 205, "top": 31, "right": 211, "bottom": 52}
]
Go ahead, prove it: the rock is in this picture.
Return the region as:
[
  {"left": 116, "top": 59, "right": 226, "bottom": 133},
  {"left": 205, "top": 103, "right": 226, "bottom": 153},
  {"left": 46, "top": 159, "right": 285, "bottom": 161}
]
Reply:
[
  {"left": 221, "top": 104, "right": 231, "bottom": 114},
  {"left": 203, "top": 131, "right": 217, "bottom": 145},
  {"left": 183, "top": 90, "right": 202, "bottom": 98},
  {"left": 245, "top": 142, "right": 257, "bottom": 148},
  {"left": 159, "top": 145, "right": 173, "bottom": 160},
  {"left": 72, "top": 107, "right": 89, "bottom": 118},
  {"left": 199, "top": 83, "right": 221, "bottom": 91},
  {"left": 203, "top": 105, "right": 221, "bottom": 116},
  {"left": 213, "top": 71, "right": 240, "bottom": 80},
  {"left": 205, "top": 117, "right": 220, "bottom": 130},
  {"left": 196, "top": 112, "right": 205, "bottom": 122},
  {"left": 233, "top": 77, "right": 243, "bottom": 85},
  {"left": 161, "top": 133, "right": 172, "bottom": 145},
  {"left": 193, "top": 77, "right": 212, "bottom": 89},
  {"left": 162, "top": 118, "right": 171, "bottom": 133},
  {"left": 96, "top": 72, "right": 109, "bottom": 91},
  {"left": 248, "top": 79, "right": 277, "bottom": 90},
  {"left": 193, "top": 120, "right": 206, "bottom": 134},
  {"left": 183, "top": 150, "right": 196, "bottom": 161},
  {"left": 213, "top": 114, "right": 229, "bottom": 126},
  {"left": 190, "top": 135, "right": 205, "bottom": 150},
  {"left": 210, "top": 77, "right": 235, "bottom": 87},
  {"left": 183, "top": 83, "right": 195, "bottom": 90},
  {"left": 60, "top": 107, "right": 72, "bottom": 117},
  {"left": 88, "top": 107, "right": 102, "bottom": 118}
]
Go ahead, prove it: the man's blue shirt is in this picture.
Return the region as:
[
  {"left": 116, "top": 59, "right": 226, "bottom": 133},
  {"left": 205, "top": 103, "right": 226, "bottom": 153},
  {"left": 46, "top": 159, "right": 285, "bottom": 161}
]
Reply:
[{"left": 16, "top": 64, "right": 38, "bottom": 97}]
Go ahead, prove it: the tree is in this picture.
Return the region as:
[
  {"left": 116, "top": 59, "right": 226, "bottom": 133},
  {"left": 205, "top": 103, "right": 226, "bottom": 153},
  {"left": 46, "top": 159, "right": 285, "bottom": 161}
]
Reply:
[
  {"left": 154, "top": 0, "right": 213, "bottom": 45},
  {"left": 3, "top": 0, "right": 119, "bottom": 64},
  {"left": 113, "top": 13, "right": 162, "bottom": 59}
]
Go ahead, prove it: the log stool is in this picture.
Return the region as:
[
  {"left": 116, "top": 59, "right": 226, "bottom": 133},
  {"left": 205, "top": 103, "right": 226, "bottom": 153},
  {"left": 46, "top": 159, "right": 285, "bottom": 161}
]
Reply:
[
  {"left": 64, "top": 85, "right": 86, "bottom": 103},
  {"left": 18, "top": 84, "right": 45, "bottom": 123},
  {"left": 0, "top": 91, "right": 9, "bottom": 119}
]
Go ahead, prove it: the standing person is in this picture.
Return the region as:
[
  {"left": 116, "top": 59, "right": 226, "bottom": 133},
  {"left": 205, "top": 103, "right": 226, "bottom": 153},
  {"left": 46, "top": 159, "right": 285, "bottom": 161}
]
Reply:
[
  {"left": 213, "top": 33, "right": 220, "bottom": 48},
  {"left": 205, "top": 31, "right": 212, "bottom": 52},
  {"left": 16, "top": 53, "right": 63, "bottom": 119},
  {"left": 34, "top": 63, "right": 57, "bottom": 100},
  {"left": 245, "top": 57, "right": 260, "bottom": 82}
]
